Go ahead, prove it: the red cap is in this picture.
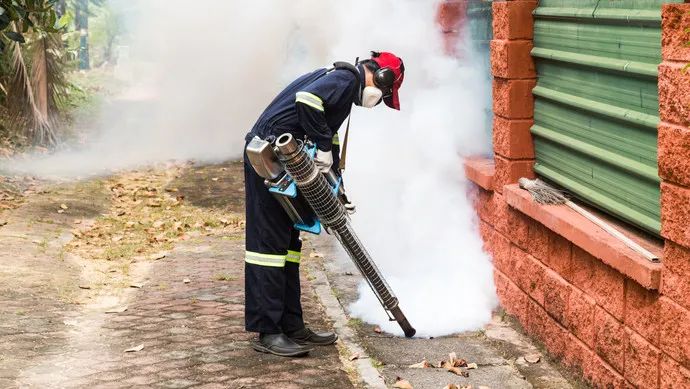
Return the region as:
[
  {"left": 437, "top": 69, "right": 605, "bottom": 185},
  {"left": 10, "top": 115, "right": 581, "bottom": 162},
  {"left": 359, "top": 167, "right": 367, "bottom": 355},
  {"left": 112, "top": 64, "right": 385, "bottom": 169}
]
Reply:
[{"left": 371, "top": 51, "right": 404, "bottom": 110}]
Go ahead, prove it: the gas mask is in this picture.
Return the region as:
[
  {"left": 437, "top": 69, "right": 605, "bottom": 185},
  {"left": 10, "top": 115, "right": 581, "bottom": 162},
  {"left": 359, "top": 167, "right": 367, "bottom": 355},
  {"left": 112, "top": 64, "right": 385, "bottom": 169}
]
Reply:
[{"left": 361, "top": 86, "right": 383, "bottom": 108}]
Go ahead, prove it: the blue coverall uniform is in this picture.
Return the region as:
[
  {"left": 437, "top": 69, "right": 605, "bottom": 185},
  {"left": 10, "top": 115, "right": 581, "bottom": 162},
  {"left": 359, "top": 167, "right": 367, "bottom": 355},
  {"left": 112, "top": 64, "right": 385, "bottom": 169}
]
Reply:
[{"left": 243, "top": 66, "right": 362, "bottom": 334}]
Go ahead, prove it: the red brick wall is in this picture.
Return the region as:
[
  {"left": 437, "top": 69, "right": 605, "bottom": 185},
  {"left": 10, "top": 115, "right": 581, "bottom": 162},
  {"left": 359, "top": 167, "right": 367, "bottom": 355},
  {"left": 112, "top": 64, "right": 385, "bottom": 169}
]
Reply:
[
  {"left": 468, "top": 2, "right": 690, "bottom": 388},
  {"left": 489, "top": 0, "right": 536, "bottom": 192},
  {"left": 436, "top": 0, "right": 467, "bottom": 56}
]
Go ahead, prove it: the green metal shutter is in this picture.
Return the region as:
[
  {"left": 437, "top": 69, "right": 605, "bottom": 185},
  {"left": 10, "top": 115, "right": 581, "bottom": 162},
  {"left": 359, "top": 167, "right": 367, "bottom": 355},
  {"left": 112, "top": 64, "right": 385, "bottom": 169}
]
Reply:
[
  {"left": 467, "top": 0, "right": 494, "bottom": 136},
  {"left": 531, "top": 0, "right": 683, "bottom": 236}
]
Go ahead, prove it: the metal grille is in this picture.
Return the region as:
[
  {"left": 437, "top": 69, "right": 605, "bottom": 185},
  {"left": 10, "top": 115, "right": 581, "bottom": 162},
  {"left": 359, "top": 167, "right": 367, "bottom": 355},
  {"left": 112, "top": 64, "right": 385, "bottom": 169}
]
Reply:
[{"left": 275, "top": 135, "right": 415, "bottom": 337}]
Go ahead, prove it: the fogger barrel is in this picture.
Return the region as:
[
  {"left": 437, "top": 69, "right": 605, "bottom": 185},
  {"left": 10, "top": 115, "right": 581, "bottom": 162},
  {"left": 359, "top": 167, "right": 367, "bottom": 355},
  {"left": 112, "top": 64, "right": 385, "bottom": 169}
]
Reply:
[{"left": 274, "top": 133, "right": 416, "bottom": 338}]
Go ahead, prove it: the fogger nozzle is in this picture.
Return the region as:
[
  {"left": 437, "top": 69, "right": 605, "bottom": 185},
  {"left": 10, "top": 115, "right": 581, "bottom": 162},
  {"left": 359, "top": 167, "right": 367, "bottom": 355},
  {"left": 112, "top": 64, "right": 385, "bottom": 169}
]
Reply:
[{"left": 273, "top": 133, "right": 416, "bottom": 338}]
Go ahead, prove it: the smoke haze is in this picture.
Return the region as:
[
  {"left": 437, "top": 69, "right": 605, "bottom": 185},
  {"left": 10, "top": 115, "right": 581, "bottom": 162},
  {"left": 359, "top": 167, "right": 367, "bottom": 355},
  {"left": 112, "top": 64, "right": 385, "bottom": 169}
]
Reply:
[{"left": 2, "top": 0, "right": 496, "bottom": 336}]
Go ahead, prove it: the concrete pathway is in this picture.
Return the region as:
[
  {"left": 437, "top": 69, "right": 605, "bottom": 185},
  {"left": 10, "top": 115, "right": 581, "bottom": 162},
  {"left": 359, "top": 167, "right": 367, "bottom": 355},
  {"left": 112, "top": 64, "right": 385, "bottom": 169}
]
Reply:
[
  {"left": 308, "top": 234, "right": 585, "bottom": 389},
  {"left": 0, "top": 161, "right": 585, "bottom": 389}
]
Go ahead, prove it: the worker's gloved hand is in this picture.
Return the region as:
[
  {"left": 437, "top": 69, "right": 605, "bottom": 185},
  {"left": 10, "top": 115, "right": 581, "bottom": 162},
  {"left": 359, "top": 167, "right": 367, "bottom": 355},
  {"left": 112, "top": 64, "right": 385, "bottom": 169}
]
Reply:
[
  {"left": 344, "top": 201, "right": 356, "bottom": 215},
  {"left": 314, "top": 149, "right": 333, "bottom": 174}
]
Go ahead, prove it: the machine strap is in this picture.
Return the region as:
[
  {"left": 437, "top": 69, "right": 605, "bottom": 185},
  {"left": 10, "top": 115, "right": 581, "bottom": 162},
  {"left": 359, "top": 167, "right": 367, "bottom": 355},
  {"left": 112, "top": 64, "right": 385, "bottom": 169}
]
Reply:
[{"left": 339, "top": 115, "right": 351, "bottom": 171}]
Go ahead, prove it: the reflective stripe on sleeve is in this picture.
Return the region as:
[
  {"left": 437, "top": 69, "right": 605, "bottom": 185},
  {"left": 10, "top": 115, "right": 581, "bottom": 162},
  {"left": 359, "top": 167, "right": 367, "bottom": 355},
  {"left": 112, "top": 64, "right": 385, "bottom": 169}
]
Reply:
[
  {"left": 332, "top": 134, "right": 340, "bottom": 145},
  {"left": 245, "top": 251, "right": 286, "bottom": 267},
  {"left": 295, "top": 91, "right": 324, "bottom": 112},
  {"left": 286, "top": 250, "right": 301, "bottom": 264}
]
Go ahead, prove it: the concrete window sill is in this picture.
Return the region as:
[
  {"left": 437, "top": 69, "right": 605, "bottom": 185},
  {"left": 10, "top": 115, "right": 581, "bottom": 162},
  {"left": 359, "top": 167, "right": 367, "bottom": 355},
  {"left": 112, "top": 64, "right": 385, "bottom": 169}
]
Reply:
[
  {"left": 463, "top": 156, "right": 663, "bottom": 290},
  {"left": 464, "top": 156, "right": 495, "bottom": 191}
]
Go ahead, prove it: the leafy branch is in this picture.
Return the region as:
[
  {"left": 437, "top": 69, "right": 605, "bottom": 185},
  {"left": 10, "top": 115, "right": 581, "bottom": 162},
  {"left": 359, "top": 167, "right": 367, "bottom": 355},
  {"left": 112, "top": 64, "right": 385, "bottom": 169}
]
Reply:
[{"left": 0, "top": 0, "right": 65, "bottom": 52}]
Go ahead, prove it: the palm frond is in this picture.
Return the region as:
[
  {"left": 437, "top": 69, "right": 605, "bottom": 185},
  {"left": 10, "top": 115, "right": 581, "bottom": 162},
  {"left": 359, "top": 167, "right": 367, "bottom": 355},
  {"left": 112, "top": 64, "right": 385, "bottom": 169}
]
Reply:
[{"left": 4, "top": 22, "right": 68, "bottom": 147}]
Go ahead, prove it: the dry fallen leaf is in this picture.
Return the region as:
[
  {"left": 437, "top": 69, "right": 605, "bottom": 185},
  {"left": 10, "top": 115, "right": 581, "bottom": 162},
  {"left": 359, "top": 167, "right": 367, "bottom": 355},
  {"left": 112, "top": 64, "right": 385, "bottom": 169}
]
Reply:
[
  {"left": 409, "top": 360, "right": 433, "bottom": 369},
  {"left": 60, "top": 204, "right": 68, "bottom": 210},
  {"left": 0, "top": 220, "right": 7, "bottom": 227},
  {"left": 448, "top": 352, "right": 467, "bottom": 368},
  {"left": 57, "top": 209, "right": 65, "bottom": 214},
  {"left": 349, "top": 353, "right": 360, "bottom": 361},
  {"left": 443, "top": 365, "right": 468, "bottom": 377},
  {"left": 130, "top": 283, "right": 145, "bottom": 289},
  {"left": 211, "top": 177, "right": 219, "bottom": 182},
  {"left": 183, "top": 278, "right": 191, "bottom": 284},
  {"left": 373, "top": 326, "right": 382, "bottom": 334},
  {"left": 78, "top": 285, "right": 91, "bottom": 290},
  {"left": 467, "top": 363, "right": 478, "bottom": 370},
  {"left": 124, "top": 344, "right": 144, "bottom": 353},
  {"left": 392, "top": 378, "right": 413, "bottom": 389},
  {"left": 525, "top": 354, "right": 541, "bottom": 364},
  {"left": 105, "top": 306, "right": 128, "bottom": 314}
]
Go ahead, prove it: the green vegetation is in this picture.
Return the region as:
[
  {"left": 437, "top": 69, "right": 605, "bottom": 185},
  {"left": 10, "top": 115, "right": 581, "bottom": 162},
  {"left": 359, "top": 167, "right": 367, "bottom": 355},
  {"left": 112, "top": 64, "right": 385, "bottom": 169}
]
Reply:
[{"left": 0, "top": 0, "right": 123, "bottom": 149}]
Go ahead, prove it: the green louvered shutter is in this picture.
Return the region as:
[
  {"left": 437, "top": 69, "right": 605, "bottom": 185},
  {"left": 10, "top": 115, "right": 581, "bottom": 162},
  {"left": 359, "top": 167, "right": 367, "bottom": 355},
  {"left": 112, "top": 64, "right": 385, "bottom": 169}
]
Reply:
[
  {"left": 531, "top": 0, "right": 684, "bottom": 236},
  {"left": 467, "top": 0, "right": 494, "bottom": 135}
]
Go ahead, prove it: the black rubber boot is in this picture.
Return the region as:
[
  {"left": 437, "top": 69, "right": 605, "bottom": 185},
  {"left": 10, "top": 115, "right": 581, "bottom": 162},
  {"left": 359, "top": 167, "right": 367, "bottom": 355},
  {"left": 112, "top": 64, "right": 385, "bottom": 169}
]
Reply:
[
  {"left": 286, "top": 327, "right": 338, "bottom": 346},
  {"left": 251, "top": 333, "right": 312, "bottom": 357}
]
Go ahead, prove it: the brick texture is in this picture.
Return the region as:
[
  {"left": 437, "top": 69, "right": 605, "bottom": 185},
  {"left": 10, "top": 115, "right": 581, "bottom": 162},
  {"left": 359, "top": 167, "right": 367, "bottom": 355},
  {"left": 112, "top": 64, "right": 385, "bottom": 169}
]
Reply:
[
  {"left": 492, "top": 116, "right": 535, "bottom": 159},
  {"left": 661, "top": 182, "right": 690, "bottom": 248},
  {"left": 593, "top": 307, "right": 626, "bottom": 373},
  {"left": 658, "top": 122, "right": 690, "bottom": 188},
  {"left": 662, "top": 242, "right": 690, "bottom": 310},
  {"left": 544, "top": 233, "right": 572, "bottom": 276},
  {"left": 570, "top": 247, "right": 625, "bottom": 321},
  {"left": 436, "top": 0, "right": 467, "bottom": 32},
  {"left": 490, "top": 40, "right": 536, "bottom": 79},
  {"left": 495, "top": 201, "right": 530, "bottom": 247},
  {"left": 661, "top": 4, "right": 690, "bottom": 62},
  {"left": 492, "top": 78, "right": 537, "bottom": 120},
  {"left": 624, "top": 280, "right": 660, "bottom": 347},
  {"left": 658, "top": 62, "right": 690, "bottom": 127},
  {"left": 493, "top": 155, "right": 534, "bottom": 193},
  {"left": 566, "top": 288, "right": 596, "bottom": 348},
  {"left": 513, "top": 248, "right": 546, "bottom": 304},
  {"left": 543, "top": 268, "right": 570, "bottom": 325},
  {"left": 661, "top": 354, "right": 690, "bottom": 389},
  {"left": 624, "top": 329, "right": 660, "bottom": 389},
  {"left": 564, "top": 335, "right": 625, "bottom": 389},
  {"left": 492, "top": 0, "right": 537, "bottom": 40},
  {"left": 660, "top": 297, "right": 690, "bottom": 369},
  {"left": 525, "top": 220, "right": 549, "bottom": 260}
]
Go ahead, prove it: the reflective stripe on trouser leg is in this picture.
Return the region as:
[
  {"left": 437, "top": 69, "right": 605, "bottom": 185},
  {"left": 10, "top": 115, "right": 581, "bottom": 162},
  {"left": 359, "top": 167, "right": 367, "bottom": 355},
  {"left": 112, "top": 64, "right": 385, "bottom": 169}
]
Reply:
[
  {"left": 245, "top": 251, "right": 286, "bottom": 267},
  {"left": 286, "top": 250, "right": 301, "bottom": 264}
]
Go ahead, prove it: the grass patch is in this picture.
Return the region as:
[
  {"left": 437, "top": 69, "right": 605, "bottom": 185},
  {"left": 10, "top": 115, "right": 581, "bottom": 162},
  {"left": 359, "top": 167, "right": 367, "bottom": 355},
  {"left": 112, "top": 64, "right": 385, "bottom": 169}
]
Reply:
[
  {"left": 348, "top": 317, "right": 363, "bottom": 328},
  {"left": 370, "top": 357, "right": 384, "bottom": 369}
]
